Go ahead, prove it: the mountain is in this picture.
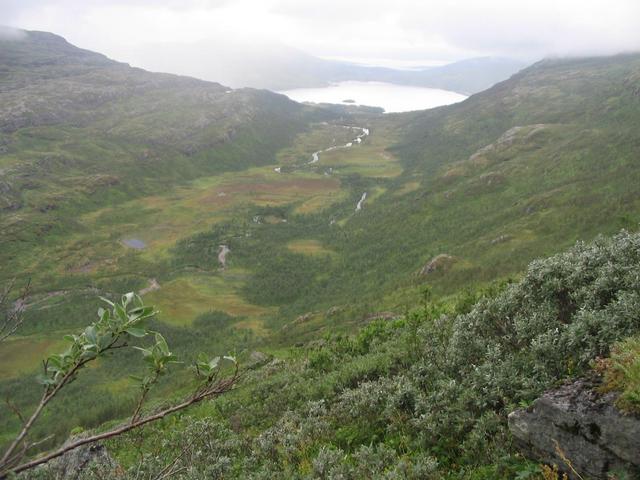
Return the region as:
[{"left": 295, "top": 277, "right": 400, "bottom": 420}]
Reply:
[
  {"left": 127, "top": 37, "right": 526, "bottom": 94},
  {"left": 1, "top": 28, "right": 640, "bottom": 479}
]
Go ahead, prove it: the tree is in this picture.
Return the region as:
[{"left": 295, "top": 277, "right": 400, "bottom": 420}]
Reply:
[{"left": 0, "top": 292, "right": 239, "bottom": 478}]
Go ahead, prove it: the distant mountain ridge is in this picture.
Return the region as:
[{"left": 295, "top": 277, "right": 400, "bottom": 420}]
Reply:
[{"left": 121, "top": 36, "right": 526, "bottom": 94}]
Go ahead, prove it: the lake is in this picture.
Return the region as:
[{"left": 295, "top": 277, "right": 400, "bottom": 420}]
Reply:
[{"left": 279, "top": 81, "right": 467, "bottom": 113}]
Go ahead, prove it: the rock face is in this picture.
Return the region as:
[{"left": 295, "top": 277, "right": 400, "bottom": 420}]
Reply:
[
  {"left": 44, "top": 438, "right": 118, "bottom": 479},
  {"left": 419, "top": 254, "right": 457, "bottom": 276},
  {"left": 508, "top": 378, "right": 640, "bottom": 479}
]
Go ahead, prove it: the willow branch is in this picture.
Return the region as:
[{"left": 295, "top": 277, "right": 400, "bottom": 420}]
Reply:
[
  {"left": 0, "top": 336, "right": 121, "bottom": 470},
  {"left": 4, "top": 365, "right": 239, "bottom": 478}
]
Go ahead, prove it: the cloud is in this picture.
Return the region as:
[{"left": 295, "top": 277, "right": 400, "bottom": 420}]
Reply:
[
  {"left": 0, "top": 25, "right": 27, "bottom": 40},
  {"left": 4, "top": 0, "right": 640, "bottom": 66}
]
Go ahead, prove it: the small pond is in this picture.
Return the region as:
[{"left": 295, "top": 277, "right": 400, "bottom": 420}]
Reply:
[{"left": 122, "top": 238, "right": 146, "bottom": 249}]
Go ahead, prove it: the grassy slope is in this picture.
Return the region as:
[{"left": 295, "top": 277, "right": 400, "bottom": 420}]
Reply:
[
  {"left": 317, "top": 54, "right": 640, "bottom": 304},
  {"left": 101, "top": 230, "right": 640, "bottom": 480},
  {"left": 0, "top": 30, "right": 339, "bottom": 445},
  {"left": 3, "top": 31, "right": 640, "bottom": 466}
]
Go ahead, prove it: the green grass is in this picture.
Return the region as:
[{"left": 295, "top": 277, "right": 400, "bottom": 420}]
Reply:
[
  {"left": 4, "top": 42, "right": 640, "bottom": 469},
  {"left": 599, "top": 336, "right": 640, "bottom": 413}
]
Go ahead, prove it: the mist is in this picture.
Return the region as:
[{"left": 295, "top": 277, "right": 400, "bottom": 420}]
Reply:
[{"left": 3, "top": 0, "right": 640, "bottom": 88}]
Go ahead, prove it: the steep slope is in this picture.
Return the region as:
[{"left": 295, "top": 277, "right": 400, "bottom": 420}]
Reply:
[
  {"left": 39, "top": 231, "right": 640, "bottom": 479},
  {"left": 0, "top": 29, "right": 328, "bottom": 281},
  {"left": 301, "top": 53, "right": 640, "bottom": 308}
]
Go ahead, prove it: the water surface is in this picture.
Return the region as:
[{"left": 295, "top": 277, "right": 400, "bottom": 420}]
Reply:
[
  {"left": 279, "top": 81, "right": 467, "bottom": 113},
  {"left": 122, "top": 238, "right": 146, "bottom": 249}
]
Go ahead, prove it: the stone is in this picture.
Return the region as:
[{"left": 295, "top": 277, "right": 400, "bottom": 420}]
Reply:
[
  {"left": 44, "top": 435, "right": 119, "bottom": 479},
  {"left": 249, "top": 350, "right": 269, "bottom": 364},
  {"left": 419, "top": 254, "right": 457, "bottom": 276},
  {"left": 508, "top": 378, "right": 640, "bottom": 479}
]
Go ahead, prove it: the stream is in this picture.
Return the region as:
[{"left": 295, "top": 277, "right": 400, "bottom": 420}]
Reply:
[
  {"left": 218, "top": 245, "right": 230, "bottom": 269},
  {"left": 274, "top": 125, "right": 370, "bottom": 173},
  {"left": 355, "top": 192, "right": 367, "bottom": 212}
]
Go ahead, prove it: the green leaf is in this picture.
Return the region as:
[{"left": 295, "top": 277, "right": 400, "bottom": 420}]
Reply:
[
  {"left": 122, "top": 292, "right": 135, "bottom": 307},
  {"left": 98, "top": 333, "right": 113, "bottom": 350},
  {"left": 208, "top": 356, "right": 220, "bottom": 370},
  {"left": 154, "top": 333, "right": 170, "bottom": 355},
  {"left": 80, "top": 350, "right": 97, "bottom": 361},
  {"left": 84, "top": 325, "right": 98, "bottom": 345},
  {"left": 36, "top": 374, "right": 56, "bottom": 386},
  {"left": 48, "top": 355, "right": 63, "bottom": 369},
  {"left": 125, "top": 327, "right": 147, "bottom": 338},
  {"left": 114, "top": 303, "right": 127, "bottom": 322},
  {"left": 99, "top": 296, "right": 115, "bottom": 307},
  {"left": 133, "top": 346, "right": 152, "bottom": 357}
]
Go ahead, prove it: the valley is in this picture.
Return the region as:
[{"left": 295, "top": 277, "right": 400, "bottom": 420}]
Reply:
[{"left": 1, "top": 29, "right": 640, "bottom": 479}]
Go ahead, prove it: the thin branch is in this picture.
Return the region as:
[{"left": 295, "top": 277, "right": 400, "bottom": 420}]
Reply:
[
  {"left": 0, "top": 279, "right": 30, "bottom": 344},
  {"left": 156, "top": 466, "right": 187, "bottom": 480},
  {"left": 4, "top": 397, "right": 25, "bottom": 426},
  {"left": 0, "top": 336, "right": 118, "bottom": 469},
  {"left": 130, "top": 370, "right": 160, "bottom": 425},
  {"left": 152, "top": 438, "right": 194, "bottom": 480},
  {"left": 4, "top": 365, "right": 239, "bottom": 477}
]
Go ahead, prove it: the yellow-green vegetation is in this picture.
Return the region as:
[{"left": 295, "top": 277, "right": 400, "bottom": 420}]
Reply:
[
  {"left": 97, "top": 231, "right": 640, "bottom": 480},
  {"left": 4, "top": 32, "right": 640, "bottom": 480},
  {"left": 276, "top": 123, "right": 356, "bottom": 165},
  {"left": 145, "top": 273, "right": 274, "bottom": 327},
  {"left": 597, "top": 335, "right": 640, "bottom": 413},
  {"left": 0, "top": 336, "right": 65, "bottom": 380},
  {"left": 287, "top": 239, "right": 334, "bottom": 256},
  {"left": 394, "top": 179, "right": 421, "bottom": 195}
]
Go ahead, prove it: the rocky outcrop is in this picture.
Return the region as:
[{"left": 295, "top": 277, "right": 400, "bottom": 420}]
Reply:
[
  {"left": 43, "top": 437, "right": 118, "bottom": 479},
  {"left": 419, "top": 254, "right": 457, "bottom": 276},
  {"left": 508, "top": 378, "right": 640, "bottom": 479}
]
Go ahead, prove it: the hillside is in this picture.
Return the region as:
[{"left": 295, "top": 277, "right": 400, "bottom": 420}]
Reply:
[
  {"left": 1, "top": 29, "right": 640, "bottom": 479},
  {"left": 95, "top": 230, "right": 640, "bottom": 479}
]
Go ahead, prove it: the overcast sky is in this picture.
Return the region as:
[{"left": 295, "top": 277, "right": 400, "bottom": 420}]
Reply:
[{"left": 3, "top": 0, "right": 640, "bottom": 68}]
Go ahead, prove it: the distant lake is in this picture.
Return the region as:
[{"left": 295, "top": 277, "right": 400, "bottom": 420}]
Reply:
[{"left": 279, "top": 81, "right": 467, "bottom": 113}]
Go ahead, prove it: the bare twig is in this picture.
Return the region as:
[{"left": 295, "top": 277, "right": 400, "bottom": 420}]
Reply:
[
  {"left": 131, "top": 370, "right": 160, "bottom": 425},
  {"left": 152, "top": 438, "right": 195, "bottom": 480},
  {"left": 0, "top": 278, "right": 31, "bottom": 343},
  {"left": 4, "top": 397, "right": 25, "bottom": 426}
]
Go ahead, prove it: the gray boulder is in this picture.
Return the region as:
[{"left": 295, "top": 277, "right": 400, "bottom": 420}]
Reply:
[{"left": 508, "top": 378, "right": 640, "bottom": 479}]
